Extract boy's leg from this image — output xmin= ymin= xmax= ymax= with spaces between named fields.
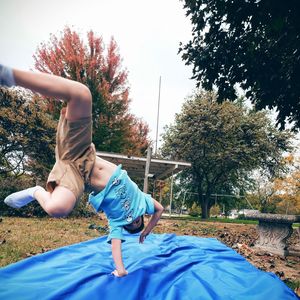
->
xmin=34 ymin=186 xmax=77 ymax=217
xmin=4 ymin=186 xmax=76 ymax=217
xmin=0 ymin=64 xmax=92 ymax=120
xmin=12 ymin=68 xmax=92 ymax=120
xmin=1 ymin=65 xmax=92 ymax=216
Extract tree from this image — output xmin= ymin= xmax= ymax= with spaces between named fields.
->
xmin=245 ymin=172 xmax=278 ymax=213
xmin=0 ymin=87 xmax=57 ymax=216
xmin=245 ymin=154 xmax=300 ymax=214
xmin=0 ymin=87 xmax=56 ymax=179
xmin=270 ymin=155 xmax=300 ymax=214
xmin=179 ymin=0 xmax=300 ymax=129
xmin=33 ymin=26 xmax=150 ymax=155
xmin=161 ymin=90 xmax=293 ymax=218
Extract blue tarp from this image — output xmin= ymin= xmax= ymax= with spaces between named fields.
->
xmin=0 ymin=233 xmax=298 ymax=300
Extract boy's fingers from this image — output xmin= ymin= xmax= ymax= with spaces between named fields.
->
xmin=139 ymin=233 xmax=148 ymax=243
xmin=139 ymin=234 xmax=144 ymax=242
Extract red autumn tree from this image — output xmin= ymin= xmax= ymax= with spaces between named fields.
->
xmin=33 ymin=26 xmax=150 ymax=155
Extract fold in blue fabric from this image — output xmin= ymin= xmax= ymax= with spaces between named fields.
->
xmin=0 ymin=233 xmax=298 ymax=300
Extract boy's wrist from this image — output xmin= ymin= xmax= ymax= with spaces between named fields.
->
xmin=113 ymin=268 xmax=128 ymax=277
xmin=116 ymin=266 xmax=126 ymax=273
xmin=142 ymin=227 xmax=150 ymax=235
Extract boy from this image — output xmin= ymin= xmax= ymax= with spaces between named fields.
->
xmin=1 ymin=64 xmax=164 ymax=277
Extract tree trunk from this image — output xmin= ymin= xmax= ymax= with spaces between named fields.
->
xmin=201 ymin=198 xmax=210 ymax=219
xmin=200 ymin=182 xmax=213 ymax=219
xmin=197 ymin=183 xmax=211 ymax=219
xmin=199 ymin=193 xmax=210 ymax=219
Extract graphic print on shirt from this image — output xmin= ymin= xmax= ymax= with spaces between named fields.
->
xmin=121 ymin=198 xmax=131 ymax=211
xmin=115 ymin=184 xmax=127 ymax=199
xmin=114 ymin=181 xmax=134 ymax=223
xmin=125 ymin=209 xmax=134 ymax=223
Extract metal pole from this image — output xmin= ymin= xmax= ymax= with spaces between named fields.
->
xmin=285 ymin=200 xmax=290 ymax=215
xmin=143 ymin=146 xmax=152 ymax=193
xmin=159 ymin=183 xmax=163 ymax=203
xmin=169 ymin=172 xmax=174 ymax=217
xmin=155 ymin=76 xmax=161 ymax=156
xmin=180 ymin=190 xmax=188 ymax=216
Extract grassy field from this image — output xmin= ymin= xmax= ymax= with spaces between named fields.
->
xmin=0 ymin=215 xmax=299 ymax=294
xmin=0 ymin=216 xmax=255 ymax=266
xmin=0 ymin=216 xmax=106 ymax=266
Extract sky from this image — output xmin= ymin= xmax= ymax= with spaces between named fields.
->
xmin=0 ymin=0 xmax=197 ymax=150
xmin=1 ymin=0 xmax=299 ymax=154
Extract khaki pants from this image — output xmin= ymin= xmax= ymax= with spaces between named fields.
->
xmin=47 ymin=109 xmax=96 ymax=201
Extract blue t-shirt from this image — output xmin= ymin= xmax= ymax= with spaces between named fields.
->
xmin=89 ymin=165 xmax=155 ymax=242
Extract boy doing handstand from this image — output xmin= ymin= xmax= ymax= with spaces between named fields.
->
xmin=0 ymin=64 xmax=164 ymax=277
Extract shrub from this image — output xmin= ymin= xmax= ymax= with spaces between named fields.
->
xmin=189 ymin=202 xmax=202 ymax=217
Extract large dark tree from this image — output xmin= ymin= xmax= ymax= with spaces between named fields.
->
xmin=180 ymin=0 xmax=300 ymax=129
xmin=161 ymin=91 xmax=293 ymax=218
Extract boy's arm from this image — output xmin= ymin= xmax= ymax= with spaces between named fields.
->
xmin=139 ymin=199 xmax=164 ymax=243
xmin=111 ymin=238 xmax=128 ymax=277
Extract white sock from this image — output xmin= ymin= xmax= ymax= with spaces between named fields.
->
xmin=4 ymin=186 xmax=45 ymax=209
xmin=0 ymin=64 xmax=16 ymax=87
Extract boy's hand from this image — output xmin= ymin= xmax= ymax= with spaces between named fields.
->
xmin=139 ymin=231 xmax=149 ymax=243
xmin=111 ymin=269 xmax=128 ymax=277
xmin=139 ymin=199 xmax=164 ymax=244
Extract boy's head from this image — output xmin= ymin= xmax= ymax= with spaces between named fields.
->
xmin=124 ymin=215 xmax=144 ymax=234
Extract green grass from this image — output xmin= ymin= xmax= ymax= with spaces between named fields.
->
xmin=0 ymin=216 xmax=105 ymax=267
xmin=284 ymin=279 xmax=300 ymax=292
